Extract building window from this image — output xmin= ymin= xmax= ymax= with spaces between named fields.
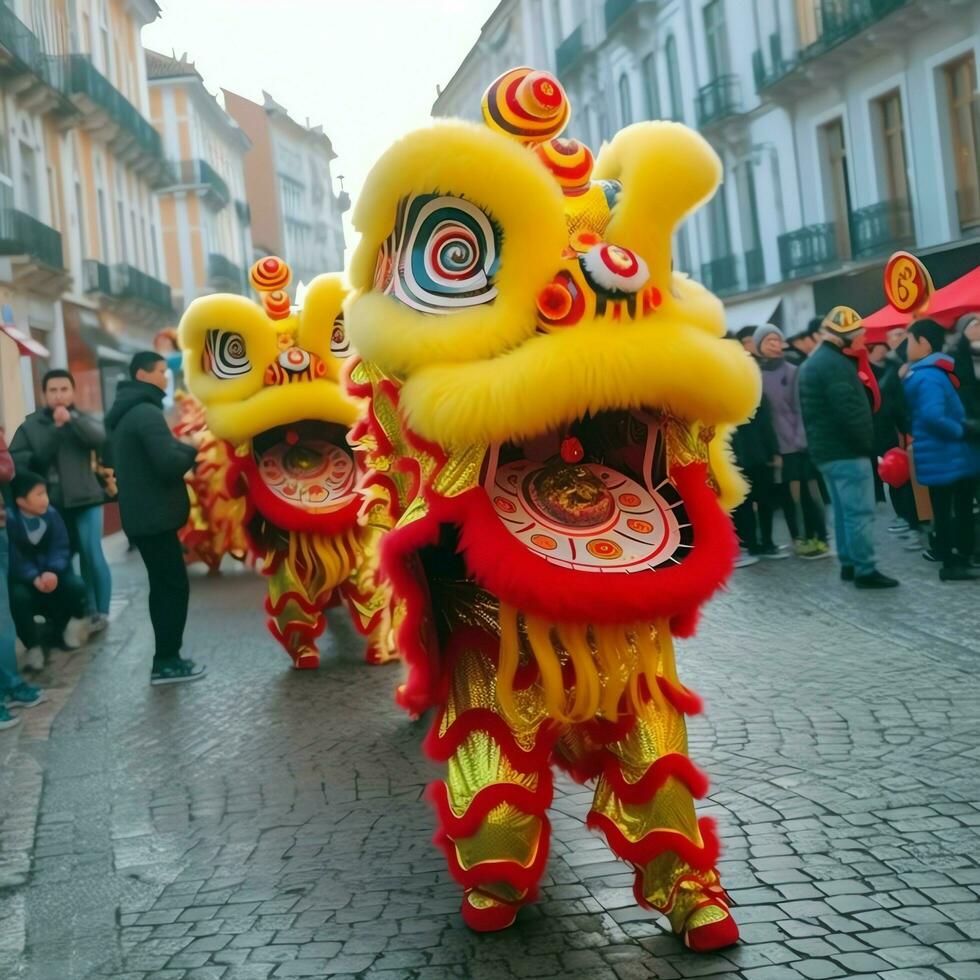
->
xmin=795 ymin=0 xmax=820 ymax=48
xmin=96 ymin=187 xmax=109 ymax=260
xmin=674 ymin=224 xmax=692 ymax=274
xmin=279 ymin=175 xmax=304 ymax=219
xmin=18 ymin=140 xmax=38 ymax=216
xmin=642 ymin=53 xmax=660 ymax=119
xmin=665 ymin=35 xmax=683 ymax=121
xmin=944 ymin=54 xmax=980 ymax=231
xmin=74 ymin=179 xmax=85 ymax=267
xmin=703 ymin=0 xmax=730 ymax=79
xmin=618 ymin=73 xmax=633 ymax=127
xmin=706 ymin=189 xmax=731 ymax=260
xmin=819 ymin=117 xmax=852 ymax=261
xmin=876 ymin=90 xmax=909 ymax=205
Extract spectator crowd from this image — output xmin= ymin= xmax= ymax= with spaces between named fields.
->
xmin=731 ymin=309 xmax=980 ymax=586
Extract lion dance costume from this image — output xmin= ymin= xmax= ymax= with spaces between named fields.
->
xmin=347 ymin=68 xmax=760 ymax=950
xmin=171 ymin=389 xmax=250 ymax=573
xmin=178 ymin=260 xmax=391 ymax=668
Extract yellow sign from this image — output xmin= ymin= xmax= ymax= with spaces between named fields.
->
xmin=884 ymin=251 xmax=934 ymax=316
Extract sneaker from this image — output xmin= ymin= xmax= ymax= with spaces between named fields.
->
xmin=5 ymin=683 xmax=45 ymax=708
xmin=922 ymin=548 xmax=940 ymax=563
xmin=23 ymin=647 xmax=44 ymax=672
xmin=88 ymin=614 xmax=109 ymax=634
xmin=0 ymin=706 xmax=21 ymax=731
xmin=734 ymin=551 xmax=760 ymax=568
xmin=939 ymin=566 xmax=980 ymax=582
xmin=903 ymin=532 xmax=925 ymax=551
xmin=757 ymin=545 xmax=790 ymax=560
xmin=887 ymin=520 xmax=909 ymax=533
xmin=840 ymin=565 xmax=855 ymax=582
xmin=61 ymin=617 xmax=90 ymax=650
xmin=804 ymin=538 xmax=831 ymax=560
xmin=792 ymin=539 xmax=812 ymax=557
xmin=150 ymin=659 xmax=207 ymax=686
xmin=855 ymin=570 xmax=900 ymax=589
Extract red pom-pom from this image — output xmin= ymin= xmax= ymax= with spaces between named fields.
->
xmin=560 ymin=437 xmax=584 ymax=464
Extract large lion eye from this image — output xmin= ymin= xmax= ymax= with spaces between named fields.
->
xmin=330 ymin=313 xmax=351 ymax=358
xmin=374 ymin=194 xmax=501 ymax=314
xmin=202 ymin=330 xmax=251 ymax=379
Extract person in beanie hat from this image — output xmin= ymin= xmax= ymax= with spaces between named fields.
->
xmin=785 ymin=317 xmax=822 ymax=366
xmin=799 ymin=307 xmax=899 ymax=589
xmin=904 ymin=318 xmax=980 ymax=581
xmin=753 ymin=324 xmax=829 ymax=559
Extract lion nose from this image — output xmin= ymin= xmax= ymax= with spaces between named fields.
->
xmin=264 ymin=347 xmax=325 ymax=385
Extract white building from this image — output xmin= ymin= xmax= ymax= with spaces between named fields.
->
xmin=433 ymin=0 xmax=980 ymax=331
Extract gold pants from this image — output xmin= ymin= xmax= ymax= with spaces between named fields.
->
xmin=427 ymin=632 xmax=721 ymax=922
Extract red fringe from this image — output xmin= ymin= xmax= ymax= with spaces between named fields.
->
xmin=426 ymin=775 xmax=554 ymax=839
xmin=588 ymin=813 xmax=720 ymax=872
xmin=424 ymin=707 xmax=560 ymax=774
xmin=600 ymin=752 xmax=709 ymax=805
xmin=657 ymin=677 xmax=704 ymax=715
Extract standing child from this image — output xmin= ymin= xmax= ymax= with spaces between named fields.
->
xmin=903 ymin=319 xmax=980 ymax=582
xmin=6 ymin=471 xmax=89 ymax=667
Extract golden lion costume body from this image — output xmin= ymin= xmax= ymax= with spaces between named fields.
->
xmin=351 ymin=68 xmax=759 ymax=947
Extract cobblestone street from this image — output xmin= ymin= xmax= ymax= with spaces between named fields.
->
xmin=1 ymin=521 xmax=979 ymax=980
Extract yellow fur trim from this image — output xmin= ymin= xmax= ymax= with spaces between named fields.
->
xmin=399 ymin=319 xmax=761 ymax=449
xmin=346 ymin=121 xmax=568 ymax=376
xmin=709 ymin=426 xmax=748 ymax=513
xmin=178 ymin=274 xmax=354 ymax=444
xmin=594 ymin=123 xmax=723 ymax=288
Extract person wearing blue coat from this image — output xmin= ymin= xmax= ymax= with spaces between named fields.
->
xmin=904 ymin=319 xmax=980 ymax=581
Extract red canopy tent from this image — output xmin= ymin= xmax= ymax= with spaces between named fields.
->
xmin=862 ymin=265 xmax=980 ymax=343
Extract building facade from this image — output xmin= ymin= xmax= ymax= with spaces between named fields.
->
xmin=0 ymin=0 xmax=172 ymax=427
xmin=224 ymin=89 xmax=348 ymax=286
xmin=147 ymin=50 xmax=252 ymax=310
xmin=433 ymin=0 xmax=980 ymax=333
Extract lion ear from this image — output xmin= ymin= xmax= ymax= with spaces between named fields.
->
xmin=593 ymin=122 xmax=722 ymax=288
xmin=296 ymin=274 xmax=348 ymax=368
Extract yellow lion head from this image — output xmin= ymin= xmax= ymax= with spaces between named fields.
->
xmin=178 ymin=261 xmax=362 ymax=535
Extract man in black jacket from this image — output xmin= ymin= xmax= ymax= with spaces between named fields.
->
xmin=799 ymin=307 xmax=898 ymax=589
xmin=10 ymin=370 xmax=112 ymax=630
xmin=106 ymin=352 xmax=205 ymax=684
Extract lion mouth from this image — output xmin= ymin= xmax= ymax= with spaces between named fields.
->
xmin=244 ymin=420 xmax=361 ymax=532
xmin=479 ymin=409 xmax=693 ymax=574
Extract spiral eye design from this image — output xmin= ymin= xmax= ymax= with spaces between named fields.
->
xmin=579 ymin=243 xmax=650 ymax=297
xmin=330 ymin=314 xmax=352 ymax=358
xmin=377 ymin=194 xmax=501 ymax=315
xmin=203 ymin=330 xmax=250 ymax=380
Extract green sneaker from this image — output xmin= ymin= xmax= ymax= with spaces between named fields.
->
xmin=800 ymin=538 xmax=831 ymax=560
xmin=5 ymin=683 xmax=45 ymax=708
xmin=150 ymin=659 xmax=207 ymax=686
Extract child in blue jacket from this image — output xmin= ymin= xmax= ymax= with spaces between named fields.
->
xmin=6 ymin=470 xmax=89 ymax=664
xmin=904 ymin=319 xmax=980 ymax=581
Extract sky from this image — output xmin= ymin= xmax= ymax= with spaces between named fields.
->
xmin=143 ymin=0 xmax=498 ymax=247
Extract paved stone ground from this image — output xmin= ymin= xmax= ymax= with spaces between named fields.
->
xmin=1 ymin=517 xmax=979 ymax=980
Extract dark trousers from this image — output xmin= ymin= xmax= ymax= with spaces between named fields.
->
xmin=133 ymin=530 xmax=189 ymax=665
xmin=929 ymin=479 xmax=977 ymax=570
xmin=733 ymin=464 xmax=776 ymax=552
xmin=9 ymin=572 xmax=87 ymax=649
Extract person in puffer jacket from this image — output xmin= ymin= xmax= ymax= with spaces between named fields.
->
xmin=904 ymin=319 xmax=980 ymax=582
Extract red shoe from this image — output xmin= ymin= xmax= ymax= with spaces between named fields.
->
xmin=684 ymin=903 xmax=739 ymax=951
xmin=664 ymin=876 xmax=739 ymax=952
xmin=292 ymin=648 xmax=320 ymax=670
xmin=460 ymin=889 xmax=519 ymax=932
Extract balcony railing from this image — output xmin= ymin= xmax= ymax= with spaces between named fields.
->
xmin=111 ymin=264 xmax=172 ymax=312
xmin=744 ymin=247 xmax=766 ymax=288
xmin=850 ymin=200 xmax=913 ymax=259
xmin=810 ymin=0 xmax=908 ymax=54
xmin=753 ymin=33 xmax=797 ymax=92
xmin=696 ymin=75 xmax=741 ymax=127
xmin=555 ymin=25 xmax=587 ymax=78
xmin=0 ymin=207 xmax=64 ymax=269
xmin=700 ymin=254 xmax=739 ymax=295
xmin=778 ymin=223 xmax=839 ymax=278
xmin=83 ymin=259 xmax=173 ymax=311
xmin=173 ymin=159 xmax=230 ymax=209
xmin=207 ymin=252 xmax=245 ymax=293
xmin=82 ymin=258 xmax=112 ymax=294
xmin=57 ymin=54 xmax=163 ymax=161
xmin=956 ymin=186 xmax=980 ymax=232
xmin=234 ymin=199 xmax=251 ymax=225
xmin=0 ymin=1 xmax=42 ymax=73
